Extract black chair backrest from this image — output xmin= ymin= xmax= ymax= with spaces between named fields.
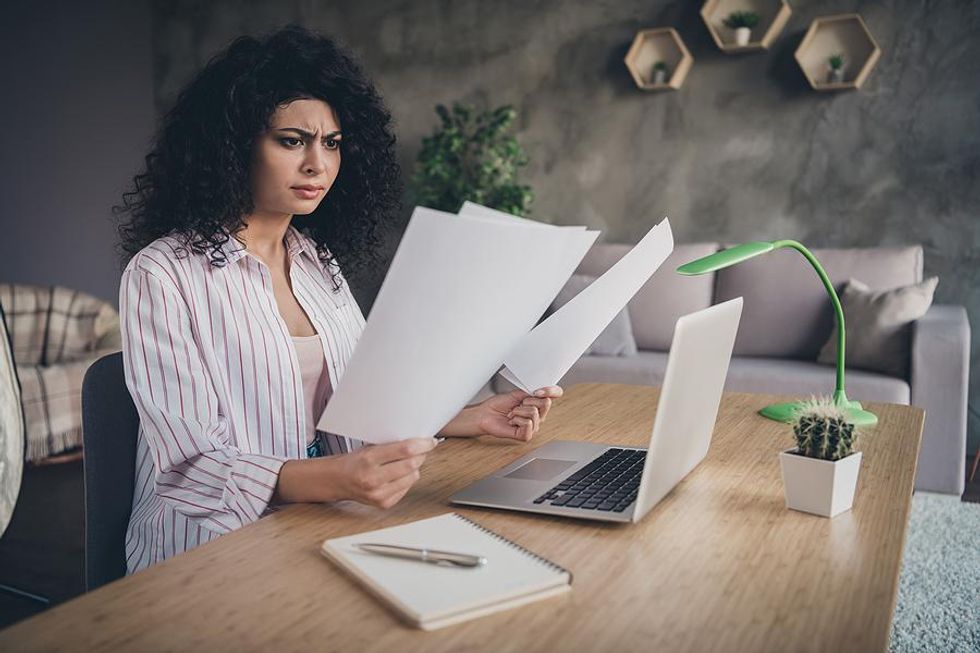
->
xmin=81 ymin=352 xmax=138 ymax=591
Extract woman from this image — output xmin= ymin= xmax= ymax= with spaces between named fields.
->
xmin=116 ymin=25 xmax=561 ymax=573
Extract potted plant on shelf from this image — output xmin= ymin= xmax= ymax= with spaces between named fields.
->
xmin=651 ymin=61 xmax=669 ymax=85
xmin=723 ymin=10 xmax=760 ymax=47
xmin=826 ymin=53 xmax=846 ymax=83
xmin=779 ymin=398 xmax=863 ymax=518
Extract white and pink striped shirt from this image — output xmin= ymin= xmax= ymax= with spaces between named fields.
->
xmin=120 ymin=225 xmax=366 ymax=573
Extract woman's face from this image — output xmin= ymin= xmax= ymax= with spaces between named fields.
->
xmin=250 ymin=98 xmax=343 ymax=218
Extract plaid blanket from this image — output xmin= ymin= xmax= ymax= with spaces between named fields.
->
xmin=0 ymin=284 xmax=121 ymax=461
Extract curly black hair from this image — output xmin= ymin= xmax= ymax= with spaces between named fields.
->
xmin=116 ymin=24 xmax=400 ymax=290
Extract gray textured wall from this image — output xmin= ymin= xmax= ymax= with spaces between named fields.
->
xmin=0 ymin=0 xmax=155 ymax=305
xmin=152 ymin=0 xmax=979 ymax=452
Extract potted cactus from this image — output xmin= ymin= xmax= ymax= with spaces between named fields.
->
xmin=826 ymin=53 xmax=846 ymax=83
xmin=778 ymin=398 xmax=862 ymax=517
xmin=651 ymin=61 xmax=669 ymax=85
xmin=723 ymin=10 xmax=760 ymax=46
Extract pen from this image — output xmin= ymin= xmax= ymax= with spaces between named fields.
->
xmin=356 ymin=543 xmax=487 ymax=568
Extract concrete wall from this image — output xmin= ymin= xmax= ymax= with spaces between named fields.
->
xmin=0 ymin=0 xmax=155 ymax=305
xmin=152 ymin=0 xmax=979 ymax=452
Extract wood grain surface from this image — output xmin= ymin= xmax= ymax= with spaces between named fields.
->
xmin=0 ymin=384 xmax=923 ymax=652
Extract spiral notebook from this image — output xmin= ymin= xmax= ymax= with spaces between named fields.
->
xmin=320 ymin=513 xmax=572 ymax=630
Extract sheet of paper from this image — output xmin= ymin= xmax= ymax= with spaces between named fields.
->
xmin=458 ymin=201 xmax=588 ymax=230
xmin=317 ymin=206 xmax=598 ymax=444
xmin=501 ymin=218 xmax=674 ymax=392
xmin=457 ymin=202 xmax=599 ymax=311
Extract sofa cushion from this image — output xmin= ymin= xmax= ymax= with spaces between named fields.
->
xmin=725 ymin=356 xmax=910 ymax=404
xmin=577 ymin=243 xmax=719 ymax=351
xmin=714 ymin=246 xmax=923 ymax=359
xmin=494 ymin=353 xmax=909 ymax=406
xmin=551 ymin=274 xmax=637 ymax=356
xmin=817 ymin=276 xmax=938 ymax=378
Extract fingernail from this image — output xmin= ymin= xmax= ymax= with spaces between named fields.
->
xmin=534 ymin=389 xmax=546 ymax=396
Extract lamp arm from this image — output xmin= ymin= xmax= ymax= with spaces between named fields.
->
xmin=771 ymin=240 xmax=847 ymax=405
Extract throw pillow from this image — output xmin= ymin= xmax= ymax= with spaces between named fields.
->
xmin=551 ymin=274 xmax=638 ymax=357
xmin=817 ymin=276 xmax=938 ymax=378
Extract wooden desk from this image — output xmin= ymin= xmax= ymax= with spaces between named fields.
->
xmin=0 ymin=384 xmax=923 ymax=652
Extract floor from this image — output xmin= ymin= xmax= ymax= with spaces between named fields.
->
xmin=0 ymin=457 xmax=85 ymax=629
xmin=0 ymin=453 xmax=977 ymax=631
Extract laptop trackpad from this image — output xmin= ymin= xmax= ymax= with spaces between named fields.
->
xmin=503 ymin=458 xmax=576 ymax=481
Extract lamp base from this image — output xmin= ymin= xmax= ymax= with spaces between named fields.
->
xmin=759 ymin=400 xmax=878 ymax=426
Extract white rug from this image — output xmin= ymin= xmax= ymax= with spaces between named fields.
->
xmin=889 ymin=492 xmax=980 ymax=652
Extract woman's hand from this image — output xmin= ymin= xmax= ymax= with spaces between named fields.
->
xmin=275 ymin=437 xmax=437 ymax=508
xmin=440 ymin=386 xmax=563 ymax=442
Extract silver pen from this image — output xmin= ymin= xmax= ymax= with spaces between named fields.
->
xmin=356 ymin=543 xmax=487 ymax=568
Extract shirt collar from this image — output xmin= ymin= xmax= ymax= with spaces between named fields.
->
xmin=215 ymin=225 xmax=320 ymax=269
xmin=284 ymin=225 xmax=321 ymax=264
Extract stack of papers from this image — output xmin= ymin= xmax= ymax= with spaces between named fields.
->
xmin=318 ymin=202 xmax=673 ymax=443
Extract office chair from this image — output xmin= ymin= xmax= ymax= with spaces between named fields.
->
xmin=81 ymin=352 xmax=138 ymax=591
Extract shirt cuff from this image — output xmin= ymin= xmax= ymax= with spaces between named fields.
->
xmin=232 ymin=454 xmax=288 ymax=519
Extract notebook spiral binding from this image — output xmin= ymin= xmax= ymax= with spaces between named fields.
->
xmin=452 ymin=513 xmax=574 ymax=583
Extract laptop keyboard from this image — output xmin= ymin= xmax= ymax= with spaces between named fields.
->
xmin=532 ymin=448 xmax=646 ymax=512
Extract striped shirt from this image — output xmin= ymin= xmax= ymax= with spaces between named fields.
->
xmin=120 ymin=225 xmax=366 ymax=573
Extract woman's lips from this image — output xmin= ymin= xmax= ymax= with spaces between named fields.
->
xmin=291 ymin=186 xmax=323 ymax=200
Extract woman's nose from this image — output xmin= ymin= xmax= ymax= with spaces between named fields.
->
xmin=303 ymin=147 xmax=327 ymax=176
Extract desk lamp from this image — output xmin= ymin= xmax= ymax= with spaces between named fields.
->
xmin=676 ymin=240 xmax=878 ymax=426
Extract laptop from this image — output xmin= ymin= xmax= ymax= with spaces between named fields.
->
xmin=450 ymin=297 xmax=743 ymax=523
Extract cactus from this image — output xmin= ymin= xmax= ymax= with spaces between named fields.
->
xmin=791 ymin=398 xmax=858 ymax=461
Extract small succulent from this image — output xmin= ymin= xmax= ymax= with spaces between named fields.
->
xmin=723 ymin=10 xmax=760 ymax=29
xmin=790 ymin=398 xmax=858 ymax=461
xmin=653 ymin=61 xmax=668 ymax=71
xmin=828 ymin=53 xmax=845 ymax=70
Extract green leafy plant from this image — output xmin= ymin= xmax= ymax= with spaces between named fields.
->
xmin=723 ymin=10 xmax=760 ymax=29
xmin=828 ymin=53 xmax=845 ymax=70
xmin=790 ymin=398 xmax=859 ymax=461
xmin=411 ymin=102 xmax=534 ymax=216
xmin=653 ymin=61 xmax=668 ymax=71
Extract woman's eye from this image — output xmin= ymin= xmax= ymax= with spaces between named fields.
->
xmin=324 ymin=139 xmax=341 ymax=150
xmin=280 ymin=137 xmax=303 ymax=148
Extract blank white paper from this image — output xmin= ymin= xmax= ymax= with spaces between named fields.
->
xmin=317 ymin=206 xmax=598 ymax=444
xmin=500 ymin=218 xmax=674 ymax=392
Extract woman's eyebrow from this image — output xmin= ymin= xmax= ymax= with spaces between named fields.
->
xmin=275 ymin=127 xmax=343 ymax=139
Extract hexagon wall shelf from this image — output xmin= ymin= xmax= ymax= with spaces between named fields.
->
xmin=794 ymin=14 xmax=882 ymax=91
xmin=624 ymin=28 xmax=693 ymax=91
xmin=701 ymin=0 xmax=791 ymax=53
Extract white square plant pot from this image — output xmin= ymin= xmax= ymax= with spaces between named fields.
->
xmin=778 ymin=449 xmax=862 ymax=518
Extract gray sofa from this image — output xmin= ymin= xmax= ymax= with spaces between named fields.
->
xmin=494 ymin=242 xmax=971 ymax=495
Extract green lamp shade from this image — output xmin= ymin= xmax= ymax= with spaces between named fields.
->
xmin=676 ymin=242 xmax=774 ymax=275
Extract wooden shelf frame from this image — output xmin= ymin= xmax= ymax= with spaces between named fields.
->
xmin=794 ymin=13 xmax=882 ymax=91
xmin=624 ymin=28 xmax=694 ymax=92
xmin=700 ymin=0 xmax=791 ymax=53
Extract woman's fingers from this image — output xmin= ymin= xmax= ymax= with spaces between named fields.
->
xmin=369 ymin=467 xmax=421 ymax=509
xmin=520 ymin=386 xmax=561 ymax=421
xmin=509 ymin=405 xmax=540 ymax=432
xmin=532 ymin=385 xmax=563 ymax=398
xmin=508 ymin=415 xmax=535 ymax=441
xmin=377 ymin=453 xmax=427 ymax=485
xmin=367 ymin=437 xmax=437 ymax=465
xmin=515 ymin=397 xmax=553 ymax=420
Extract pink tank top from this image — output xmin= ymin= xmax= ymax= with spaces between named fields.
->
xmin=291 ymin=334 xmax=331 ymax=445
